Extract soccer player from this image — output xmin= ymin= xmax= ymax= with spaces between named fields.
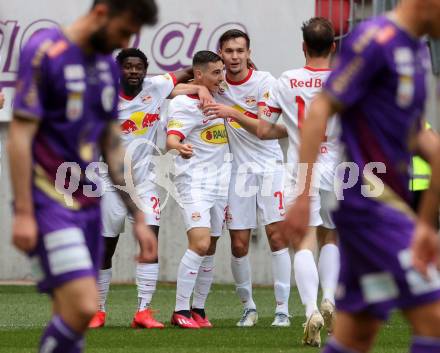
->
xmin=257 ymin=18 xmax=340 ymax=346
xmin=166 ymin=50 xmax=228 ymax=329
xmin=202 ymin=29 xmax=290 ymax=327
xmin=286 ymin=1 xmax=440 ymax=353
xmin=8 ymin=1 xmax=158 ymax=352
xmin=89 ymin=48 xmax=214 ymax=329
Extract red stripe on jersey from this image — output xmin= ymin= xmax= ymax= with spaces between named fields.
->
xmin=187 ymin=94 xmax=199 ymax=100
xmin=167 ymin=130 xmax=185 ymax=140
xmin=304 ymin=66 xmax=331 ymax=72
xmin=257 ymin=102 xmax=266 ymax=107
xmin=168 ymin=72 xmax=178 ymax=86
xmin=226 ymin=69 xmax=253 ymax=85
xmin=243 ymin=110 xmax=257 ymax=119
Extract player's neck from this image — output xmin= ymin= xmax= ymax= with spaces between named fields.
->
xmin=64 ymin=16 xmax=96 ymax=53
xmin=392 ymin=5 xmax=426 ymax=38
xmin=304 ymin=57 xmax=331 ymax=70
xmin=226 ymin=68 xmax=250 ymax=84
xmin=121 ymin=83 xmax=142 ymax=99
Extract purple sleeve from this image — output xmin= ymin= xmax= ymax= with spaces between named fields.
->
xmin=13 ymin=34 xmax=52 ymax=121
xmin=325 ymin=21 xmax=387 ymax=108
xmin=108 ymin=59 xmax=120 ymax=121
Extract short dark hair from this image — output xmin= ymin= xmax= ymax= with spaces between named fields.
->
xmin=219 ymin=29 xmax=250 ymax=49
xmin=301 ymin=17 xmax=335 ymax=57
xmin=193 ymin=50 xmax=223 ymax=68
xmin=92 ymin=0 xmax=158 ymax=25
xmin=116 ymin=48 xmax=149 ymax=68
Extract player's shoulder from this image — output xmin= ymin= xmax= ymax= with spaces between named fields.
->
xmin=252 ymin=70 xmax=275 ymax=81
xmin=346 ymin=16 xmax=400 ymax=54
xmin=20 ymin=27 xmax=64 ymax=63
xmin=169 ymin=94 xmax=197 ymax=110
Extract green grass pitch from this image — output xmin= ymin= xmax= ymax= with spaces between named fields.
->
xmin=0 ymin=284 xmax=410 ymax=353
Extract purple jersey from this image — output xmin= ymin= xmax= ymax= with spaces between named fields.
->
xmin=324 ymin=16 xmax=440 ymax=320
xmin=325 ymin=16 xmax=427 ymax=219
xmin=14 ymin=27 xmax=119 ymax=210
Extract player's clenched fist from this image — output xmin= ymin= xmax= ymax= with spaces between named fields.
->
xmin=177 ymin=143 xmax=193 ymax=159
xmin=12 ymin=213 xmax=38 ymax=252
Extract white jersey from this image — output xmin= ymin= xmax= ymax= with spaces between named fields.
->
xmin=263 ymin=66 xmax=341 ymax=190
xmin=215 ymin=69 xmax=283 ymax=172
xmin=102 ymin=73 xmax=176 ymax=191
xmin=167 ymin=94 xmax=230 ymax=203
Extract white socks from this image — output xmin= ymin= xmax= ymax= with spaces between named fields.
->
xmin=175 ymin=249 xmax=204 ymax=312
xmin=318 ymin=244 xmax=340 ymax=305
xmin=97 ymin=268 xmax=112 ymax=312
xmin=192 ymin=255 xmax=215 ymax=309
xmin=136 ymin=263 xmax=159 ymax=311
xmin=271 ymin=248 xmax=291 ymax=315
xmin=294 ymin=249 xmax=319 ymax=318
xmin=231 ymin=255 xmax=256 ymax=310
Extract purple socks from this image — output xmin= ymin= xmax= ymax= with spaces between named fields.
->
xmin=39 ymin=316 xmax=84 ymax=353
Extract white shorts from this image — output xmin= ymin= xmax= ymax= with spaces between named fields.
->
xmin=101 ymin=185 xmax=161 ymax=237
xmin=319 ymin=189 xmax=336 ymax=230
xmin=227 ymin=171 xmax=285 ymax=230
xmin=284 ymin=185 xmax=336 ymax=229
xmin=180 ymin=199 xmax=227 ymax=236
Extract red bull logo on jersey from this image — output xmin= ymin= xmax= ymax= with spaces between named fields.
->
xmin=290 ymin=78 xmax=323 ymax=88
xmin=120 ymin=111 xmax=159 ymax=136
xmin=200 ymin=123 xmax=228 ymax=144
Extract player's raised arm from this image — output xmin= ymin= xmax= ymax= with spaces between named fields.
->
xmin=100 ymin=121 xmax=157 ymax=263
xmin=169 ymin=84 xmax=214 ymax=106
xmin=8 ymin=116 xmax=39 ymax=252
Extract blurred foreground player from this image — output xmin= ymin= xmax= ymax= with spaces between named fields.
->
xmin=8 ymin=1 xmax=158 ymax=352
xmin=286 ymin=1 xmax=440 ymax=353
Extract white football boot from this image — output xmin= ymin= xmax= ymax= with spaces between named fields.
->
xmin=302 ymin=310 xmax=324 ymax=347
xmin=236 ymin=308 xmax=258 ymax=327
xmin=271 ymin=313 xmax=291 ymax=327
xmin=320 ymin=299 xmax=335 ymax=334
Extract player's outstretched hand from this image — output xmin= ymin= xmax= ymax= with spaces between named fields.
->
xmin=198 ymin=86 xmax=215 ymax=108
xmin=12 ymin=213 xmax=38 ymax=252
xmin=282 ymin=195 xmax=310 ymax=248
xmin=202 ymin=103 xmax=234 ymax=120
xmin=412 ymin=220 xmax=440 ymax=277
xmin=133 ymin=212 xmax=158 ymax=263
xmin=178 ymin=143 xmax=193 ymax=159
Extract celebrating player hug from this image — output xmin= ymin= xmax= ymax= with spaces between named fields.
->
xmin=4 ymin=1 xmax=440 ymax=353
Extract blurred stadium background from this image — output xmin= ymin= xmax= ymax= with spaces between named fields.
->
xmin=0 ymin=0 xmax=439 ymax=286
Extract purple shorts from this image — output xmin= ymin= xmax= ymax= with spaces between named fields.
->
xmin=30 ymin=204 xmax=103 ymax=294
xmin=334 ymin=205 xmax=440 ymax=321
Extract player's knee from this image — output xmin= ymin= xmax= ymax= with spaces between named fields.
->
xmin=268 ymin=232 xmax=288 ymax=251
xmin=411 ymin=308 xmax=440 ymax=337
xmin=74 ymin=298 xmax=98 ymax=324
xmin=191 ymin=240 xmax=211 ymax=256
xmin=231 ymin=241 xmax=248 ymax=257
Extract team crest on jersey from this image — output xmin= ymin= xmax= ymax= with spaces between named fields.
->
xmin=142 ymin=95 xmax=153 ymax=104
xmin=200 ymin=124 xmax=228 ymax=144
xmin=66 ymin=92 xmax=83 ymax=121
xmin=245 ymin=96 xmax=257 ymax=107
xmin=191 ymin=212 xmax=201 ymax=221
xmin=218 ymin=81 xmax=228 ymax=95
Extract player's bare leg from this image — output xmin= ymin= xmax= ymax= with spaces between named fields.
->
xmin=230 ymin=229 xmax=258 ymax=327
xmin=322 ymin=311 xmax=381 ymax=353
xmin=172 ymin=227 xmax=211 ymax=329
xmin=191 ymin=236 xmax=219 ymax=328
xmin=39 ymin=277 xmax=99 ymax=352
xmin=132 ymin=225 xmax=163 ymax=329
xmin=293 ymin=226 xmax=324 ymax=346
xmin=317 ymin=227 xmax=339 ymax=333
xmin=403 ymin=300 xmax=440 ymax=352
xmin=266 ymin=221 xmax=291 ymax=327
